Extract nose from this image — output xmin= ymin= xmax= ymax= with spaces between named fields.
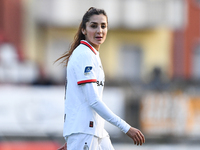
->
xmin=97 ymin=26 xmax=102 ymax=33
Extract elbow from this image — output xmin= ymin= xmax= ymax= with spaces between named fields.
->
xmin=89 ymin=100 xmax=99 ymax=108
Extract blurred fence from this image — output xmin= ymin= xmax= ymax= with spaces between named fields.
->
xmin=0 ymin=85 xmax=64 ymax=137
xmin=0 ymin=85 xmax=200 ymax=141
xmin=140 ymin=92 xmax=200 ymax=138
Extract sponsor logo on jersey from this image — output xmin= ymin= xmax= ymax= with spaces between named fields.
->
xmin=84 ymin=66 xmax=92 ymax=75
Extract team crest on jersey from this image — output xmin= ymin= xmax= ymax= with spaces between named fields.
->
xmin=84 ymin=66 xmax=92 ymax=75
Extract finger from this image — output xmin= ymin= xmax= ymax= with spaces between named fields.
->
xmin=133 ymin=137 xmax=137 ymax=145
xmin=138 ymin=132 xmax=144 ymax=145
xmin=135 ymin=134 xmax=140 ymax=145
xmin=136 ymin=130 xmax=143 ymax=145
xmin=58 ymin=145 xmax=64 ymax=150
xmin=135 ymin=132 xmax=142 ymax=145
xmin=139 ymin=131 xmax=145 ymax=144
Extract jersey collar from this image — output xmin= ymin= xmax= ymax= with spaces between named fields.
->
xmin=80 ymin=40 xmax=98 ymax=55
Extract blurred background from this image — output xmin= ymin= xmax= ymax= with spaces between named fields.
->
xmin=0 ymin=0 xmax=200 ymax=149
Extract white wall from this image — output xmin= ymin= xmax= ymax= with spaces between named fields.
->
xmin=33 ymin=0 xmax=186 ymax=29
xmin=0 ymin=86 xmax=126 ymax=137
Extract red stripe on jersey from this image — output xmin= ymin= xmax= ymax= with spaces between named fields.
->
xmin=77 ymin=79 xmax=97 ymax=85
xmin=80 ymin=41 xmax=97 ymax=55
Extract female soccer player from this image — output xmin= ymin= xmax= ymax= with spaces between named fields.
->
xmin=57 ymin=7 xmax=145 ymax=150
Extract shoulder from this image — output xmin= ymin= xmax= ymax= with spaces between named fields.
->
xmin=69 ymin=44 xmax=96 ymax=65
xmin=74 ymin=44 xmax=96 ymax=60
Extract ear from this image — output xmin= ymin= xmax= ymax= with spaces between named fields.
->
xmin=82 ymin=28 xmax=86 ymax=35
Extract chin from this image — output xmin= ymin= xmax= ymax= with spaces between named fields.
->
xmin=93 ymin=41 xmax=101 ymax=45
xmin=97 ymin=40 xmax=104 ymax=44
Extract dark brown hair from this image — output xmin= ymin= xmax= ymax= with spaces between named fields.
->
xmin=55 ymin=7 xmax=108 ymax=66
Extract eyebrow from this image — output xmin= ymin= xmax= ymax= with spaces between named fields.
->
xmin=90 ymin=22 xmax=107 ymax=24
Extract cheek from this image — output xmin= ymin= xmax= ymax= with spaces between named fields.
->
xmin=103 ymin=30 xmax=107 ymax=36
xmin=87 ymin=30 xmax=95 ymax=37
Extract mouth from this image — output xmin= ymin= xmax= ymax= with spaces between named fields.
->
xmin=95 ymin=36 xmax=103 ymax=40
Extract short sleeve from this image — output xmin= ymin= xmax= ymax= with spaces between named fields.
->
xmin=73 ymin=53 xmax=97 ymax=85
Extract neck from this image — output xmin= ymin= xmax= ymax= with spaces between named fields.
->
xmin=84 ymin=40 xmax=100 ymax=51
xmin=94 ymin=45 xmax=100 ymax=51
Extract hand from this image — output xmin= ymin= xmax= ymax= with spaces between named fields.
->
xmin=57 ymin=143 xmax=67 ymax=150
xmin=126 ymin=127 xmax=145 ymax=146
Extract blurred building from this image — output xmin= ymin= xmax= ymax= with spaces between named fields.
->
xmin=21 ymin=0 xmax=185 ymax=84
xmin=0 ymin=0 xmax=191 ymax=85
xmin=0 ymin=0 xmax=23 ymax=60
xmin=173 ymin=0 xmax=200 ymax=82
xmin=0 ymin=0 xmax=39 ymax=84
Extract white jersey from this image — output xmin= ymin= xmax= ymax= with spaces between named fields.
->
xmin=63 ymin=40 xmax=107 ymax=138
xmin=63 ymin=40 xmax=130 ymax=138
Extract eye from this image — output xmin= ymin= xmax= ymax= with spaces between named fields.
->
xmin=91 ymin=24 xmax=97 ymax=28
xmin=101 ymin=25 xmax=107 ymax=29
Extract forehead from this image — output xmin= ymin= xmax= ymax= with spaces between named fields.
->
xmin=88 ymin=14 xmax=107 ymax=23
